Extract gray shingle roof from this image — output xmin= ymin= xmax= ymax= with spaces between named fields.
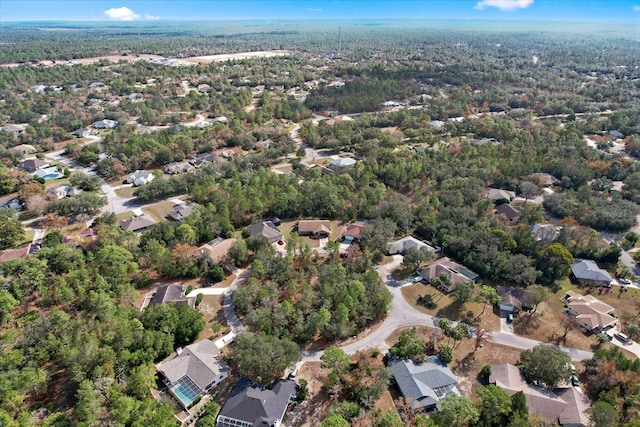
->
xmin=150 ymin=284 xmax=196 ymax=308
xmin=218 ymin=379 xmax=296 ymax=426
xmin=247 ymin=221 xmax=282 ymax=243
xmin=157 ymin=339 xmax=227 ymax=391
xmin=570 ymin=259 xmax=612 ymax=283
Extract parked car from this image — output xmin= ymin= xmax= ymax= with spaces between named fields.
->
xmin=618 ymin=278 xmax=632 ymax=285
xmin=507 ymin=314 xmax=514 ymax=323
xmin=571 ymin=375 xmax=580 ymax=386
xmin=614 ymin=332 xmax=630 ymax=344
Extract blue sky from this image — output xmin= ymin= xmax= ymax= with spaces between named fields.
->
xmin=1 ymin=0 xmax=639 ymax=22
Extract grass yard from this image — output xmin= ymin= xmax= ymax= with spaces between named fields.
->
xmin=142 ymin=200 xmax=175 ymax=223
xmin=114 ymin=186 xmax=136 ymax=198
xmin=116 ymin=211 xmax=135 ymax=222
xmin=272 ymin=163 xmax=293 ymax=174
xmin=400 ymin=283 xmax=500 ymax=332
xmin=20 ymin=229 xmax=36 ymax=246
xmin=197 ymin=294 xmax=229 ymax=342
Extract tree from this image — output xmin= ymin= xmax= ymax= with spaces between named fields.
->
xmin=228 ymin=238 xmax=249 ymax=266
xmin=476 ymin=385 xmax=513 ymax=427
xmin=527 ymin=284 xmax=549 ymax=315
xmin=0 ymin=217 xmax=25 ymax=249
xmin=477 ymin=285 xmax=500 ymax=316
xmin=519 ymin=344 xmax=572 ymax=388
xmin=586 ymin=401 xmax=619 ymax=427
xmin=451 ymin=281 xmax=474 ymax=306
xmin=403 ymin=247 xmax=431 ymax=270
xmin=321 ymin=347 xmax=351 ymax=373
xmin=226 ymin=332 xmax=300 ymax=384
xmin=439 ymin=345 xmax=453 ymax=364
xmin=436 ymin=394 xmax=479 ymax=427
xmin=389 ymin=327 xmax=427 ymax=361
xmin=320 ymin=414 xmax=350 ymax=427
xmin=560 ymin=312 xmax=576 ymax=340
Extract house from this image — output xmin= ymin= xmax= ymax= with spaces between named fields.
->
xmin=211 ymin=116 xmax=228 ymax=124
xmin=163 ymin=162 xmax=193 ymax=175
xmin=119 ymin=215 xmax=156 ymax=232
xmin=495 ymin=203 xmax=522 ymax=221
xmin=72 ymin=128 xmax=94 ymax=138
xmin=92 ymin=119 xmax=118 ymax=129
xmin=126 ymin=170 xmax=155 ymax=187
xmin=247 ymin=221 xmax=282 ymax=243
xmin=388 ymin=236 xmax=437 ymax=255
xmin=608 ymin=130 xmax=624 ymax=139
xmin=530 ymin=223 xmax=560 ymax=243
xmin=570 ymin=259 xmax=612 ymax=287
xmin=156 ymin=339 xmax=229 ymax=408
xmin=52 ymin=185 xmax=82 ymax=199
xmin=18 ymin=158 xmax=48 ymax=172
xmin=297 ymin=220 xmax=331 ymax=238
xmin=490 ymin=363 xmax=590 ymax=427
xmin=167 ymin=203 xmax=195 ymax=222
xmin=341 ymin=221 xmax=367 ymax=241
xmin=428 ymin=120 xmax=445 ymax=128
xmin=497 ymin=286 xmax=533 ymax=313
xmin=0 ymin=245 xmax=30 ymax=264
xmin=417 ymin=257 xmax=479 ymax=293
xmin=487 ymin=188 xmax=516 ymax=203
xmin=191 ymin=153 xmax=222 ymax=168
xmin=388 ymin=356 xmax=461 ymax=412
xmin=563 ymin=291 xmax=617 ymax=332
xmin=12 ymin=144 xmax=36 ymax=154
xmin=199 ymin=237 xmax=237 ymax=264
xmin=329 ymin=157 xmax=357 ymax=169
xmin=216 ymin=378 xmax=296 ymax=427
xmin=529 ymin=173 xmax=560 ymax=187
xmin=1 ymin=124 xmax=25 ymax=135
xmin=150 ymin=283 xmax=196 ymax=308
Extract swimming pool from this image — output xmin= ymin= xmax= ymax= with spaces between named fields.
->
xmin=41 ymin=173 xmax=64 ymax=180
xmin=170 ymin=375 xmax=202 ymax=407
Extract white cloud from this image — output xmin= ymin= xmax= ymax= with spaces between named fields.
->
xmin=104 ymin=6 xmax=139 ymax=21
xmin=475 ymin=0 xmax=534 ymax=11
xmin=145 ymin=14 xmax=160 ymax=20
xmin=633 ymin=5 xmax=640 ymax=11
xmin=307 ymin=8 xmax=323 ymax=12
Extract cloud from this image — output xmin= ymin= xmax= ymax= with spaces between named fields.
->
xmin=145 ymin=14 xmax=160 ymax=20
xmin=104 ymin=6 xmax=139 ymax=21
xmin=307 ymin=8 xmax=323 ymax=12
xmin=633 ymin=5 xmax=640 ymax=11
xmin=475 ymin=0 xmax=534 ymax=11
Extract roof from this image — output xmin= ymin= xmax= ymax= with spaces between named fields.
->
xmin=570 ymin=259 xmax=612 ymax=283
xmin=119 ymin=215 xmax=156 ymax=232
xmin=565 ymin=291 xmax=616 ymax=330
xmin=490 ymin=363 xmax=589 ymax=426
xmin=388 ymin=236 xmax=436 ymax=255
xmin=18 ymin=158 xmax=48 ymax=171
xmin=247 ymin=221 xmax=282 ymax=242
xmin=529 ymin=173 xmax=560 ymax=187
xmin=329 ymin=157 xmax=356 ymax=168
xmin=298 ymin=219 xmax=331 ymax=235
xmin=218 ymin=379 xmax=296 ymax=426
xmin=341 ymin=221 xmax=367 ymax=240
xmin=157 ymin=339 xmax=228 ymax=398
xmin=417 ymin=257 xmax=479 ymax=291
xmin=487 ymin=188 xmax=516 ymax=202
xmin=12 ymin=144 xmax=36 ymax=153
xmin=167 ymin=203 xmax=195 ymax=222
xmin=389 ymin=356 xmax=460 ymax=410
xmin=530 ymin=223 xmax=560 ymax=242
xmin=0 ymin=245 xmax=30 ymax=264
xmin=497 ymin=286 xmax=533 ymax=309
xmin=495 ymin=203 xmax=522 ymax=221
xmin=199 ymin=237 xmax=237 ymax=264
xmin=150 ymin=283 xmax=196 ymax=308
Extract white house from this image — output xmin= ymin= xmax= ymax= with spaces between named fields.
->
xmin=126 ymin=170 xmax=155 ymax=187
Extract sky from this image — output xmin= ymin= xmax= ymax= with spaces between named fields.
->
xmin=1 ymin=0 xmax=639 ymax=22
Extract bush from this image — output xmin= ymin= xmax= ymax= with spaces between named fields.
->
xmin=418 ymin=294 xmax=437 ymax=309
xmin=297 ymin=379 xmax=308 ymax=401
xmin=439 ymin=346 xmax=454 ymax=364
xmin=480 ymin=364 xmax=492 ymax=380
xmin=207 ymin=265 xmax=226 ymax=282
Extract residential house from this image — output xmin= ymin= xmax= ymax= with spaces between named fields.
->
xmin=211 ymin=116 xmax=228 ymax=124
xmin=570 ymin=259 xmax=612 ymax=287
xmin=608 ymin=130 xmax=624 ymax=139
xmin=495 ymin=203 xmax=522 ymax=222
xmin=126 ymin=170 xmax=155 ymax=187
xmin=150 ymin=283 xmax=196 ymax=308
xmin=417 ymin=257 xmax=479 ymax=293
xmin=341 ymin=221 xmax=367 ymax=241
xmin=199 ymin=237 xmax=237 ymax=264
xmin=487 ymin=188 xmax=516 ymax=203
xmin=530 ymin=223 xmax=561 ymax=243
xmin=12 ymin=144 xmax=36 ymax=154
xmin=18 ymin=158 xmax=48 ymax=172
xmin=92 ymin=119 xmax=118 ymax=129
xmin=163 ymin=162 xmax=193 ymax=175
xmin=72 ymin=127 xmax=94 ymax=138
xmin=1 ymin=124 xmax=25 ymax=135
xmin=388 ymin=236 xmax=437 ymax=255
xmin=529 ymin=173 xmax=560 ymax=187
xmin=167 ymin=203 xmax=195 ymax=222
xmin=297 ymin=220 xmax=331 ymax=238
xmin=119 ymin=215 xmax=156 ymax=233
xmin=490 ymin=363 xmax=590 ymax=427
xmin=190 ymin=153 xmax=222 ymax=168
xmin=329 ymin=157 xmax=357 ymax=169
xmin=0 ymin=245 xmax=30 ymax=264
xmin=388 ymin=356 xmax=461 ymax=412
xmin=497 ymin=286 xmax=533 ymax=313
xmin=247 ymin=221 xmax=282 ymax=243
xmin=563 ymin=291 xmax=617 ymax=332
xmin=156 ymin=339 xmax=229 ymax=408
xmin=52 ymin=185 xmax=82 ymax=199
xmin=216 ymin=379 xmax=297 ymax=427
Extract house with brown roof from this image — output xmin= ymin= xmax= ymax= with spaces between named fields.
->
xmin=495 ymin=203 xmax=522 ymax=222
xmin=18 ymin=158 xmax=48 ymax=172
xmin=341 ymin=221 xmax=367 ymax=241
xmin=199 ymin=237 xmax=237 ymax=264
xmin=0 ymin=245 xmax=30 ymax=264
xmin=563 ymin=291 xmax=617 ymax=332
xmin=417 ymin=257 xmax=479 ymax=293
xmin=12 ymin=144 xmax=36 ymax=154
xmin=490 ymin=363 xmax=589 ymax=427
xmin=119 ymin=215 xmax=156 ymax=232
xmin=297 ymin=219 xmax=331 ymax=238
xmin=150 ymin=283 xmax=196 ymax=308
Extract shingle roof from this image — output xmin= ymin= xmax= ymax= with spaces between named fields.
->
xmin=119 ymin=215 xmax=156 ymax=232
xmin=247 ymin=221 xmax=282 ymax=242
xmin=199 ymin=238 xmax=237 ymax=264
xmin=150 ymin=283 xmax=196 ymax=308
xmin=388 ymin=236 xmax=436 ymax=255
xmin=487 ymin=188 xmax=516 ymax=202
xmin=157 ymin=339 xmax=227 ymax=391
xmin=570 ymin=259 xmax=612 ymax=283
xmin=218 ymin=379 xmax=296 ymax=426
xmin=167 ymin=203 xmax=195 ymax=222
xmin=298 ymin=220 xmax=331 ymax=235
xmin=417 ymin=257 xmax=479 ymax=292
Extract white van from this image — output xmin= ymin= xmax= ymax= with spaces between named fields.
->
xmin=614 ymin=332 xmax=630 ymax=344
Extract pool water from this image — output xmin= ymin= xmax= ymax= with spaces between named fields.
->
xmin=42 ymin=173 xmax=64 ymax=180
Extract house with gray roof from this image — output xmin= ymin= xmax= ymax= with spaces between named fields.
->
xmin=487 ymin=188 xmax=516 ymax=203
xmin=247 ymin=221 xmax=282 ymax=243
xmin=388 ymin=236 xmax=437 ymax=255
xmin=570 ymin=259 xmax=612 ymax=287
xmin=389 ymin=356 xmax=461 ymax=412
xmin=126 ymin=170 xmax=155 ymax=187
xmin=157 ymin=339 xmax=229 ymax=408
xmin=119 ymin=215 xmax=156 ymax=233
xmin=72 ymin=127 xmax=94 ymax=138
xmin=92 ymin=119 xmax=118 ymax=129
xmin=18 ymin=158 xmax=48 ymax=172
xmin=150 ymin=283 xmax=196 ymax=308
xmin=329 ymin=157 xmax=356 ymax=169
xmin=216 ymin=379 xmax=296 ymax=427
xmin=167 ymin=203 xmax=195 ymax=222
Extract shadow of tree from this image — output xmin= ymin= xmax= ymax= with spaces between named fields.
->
xmin=513 ymin=313 xmax=541 ymax=335
xmin=435 ymin=303 xmax=464 ymax=322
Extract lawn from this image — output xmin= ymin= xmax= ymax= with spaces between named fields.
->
xmin=197 ymin=294 xmax=229 ymax=342
xmin=20 ymin=229 xmax=36 ymax=246
xmin=116 ymin=211 xmax=135 ymax=222
xmin=142 ymin=200 xmax=175 ymax=223
xmin=114 ymin=186 xmax=136 ymax=198
xmin=400 ymin=283 xmax=500 ymax=332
